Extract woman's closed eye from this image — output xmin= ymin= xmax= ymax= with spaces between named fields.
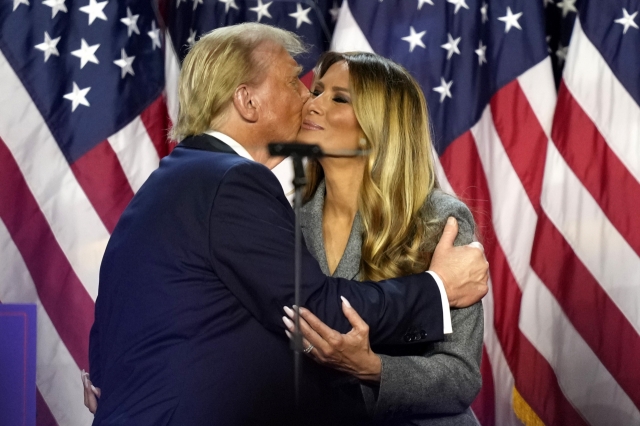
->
xmin=333 ymin=95 xmax=349 ymax=104
xmin=310 ymin=89 xmax=322 ymax=97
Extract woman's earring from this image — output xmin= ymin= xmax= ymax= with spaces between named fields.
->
xmin=359 ymin=138 xmax=367 ymax=149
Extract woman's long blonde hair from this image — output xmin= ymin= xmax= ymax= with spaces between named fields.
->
xmin=304 ymin=52 xmax=441 ymax=281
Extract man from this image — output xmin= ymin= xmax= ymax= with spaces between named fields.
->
xmin=87 ymin=23 xmax=488 ymax=425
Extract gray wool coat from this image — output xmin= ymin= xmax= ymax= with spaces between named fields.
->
xmin=300 ymin=180 xmax=483 ymax=426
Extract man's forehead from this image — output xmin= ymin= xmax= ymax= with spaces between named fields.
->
xmin=255 ymin=42 xmax=300 ymax=72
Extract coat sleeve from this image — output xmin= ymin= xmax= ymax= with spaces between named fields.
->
xmin=208 ymin=161 xmax=445 ymax=346
xmin=361 ymin=193 xmax=484 ymax=419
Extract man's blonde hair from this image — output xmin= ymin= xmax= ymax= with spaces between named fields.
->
xmin=171 ymin=23 xmax=306 ymax=141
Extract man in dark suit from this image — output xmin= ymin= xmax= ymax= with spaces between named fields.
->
xmin=87 ymin=23 xmax=488 ymax=425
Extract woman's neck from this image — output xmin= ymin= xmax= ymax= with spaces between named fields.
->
xmin=321 ymin=158 xmax=366 ymax=219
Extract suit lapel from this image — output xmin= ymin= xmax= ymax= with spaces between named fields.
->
xmin=179 ymin=134 xmax=238 ymax=155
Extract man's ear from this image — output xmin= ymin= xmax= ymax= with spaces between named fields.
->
xmin=232 ymin=84 xmax=259 ymax=123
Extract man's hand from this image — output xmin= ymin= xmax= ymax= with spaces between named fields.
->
xmin=429 ymin=217 xmax=489 ymax=308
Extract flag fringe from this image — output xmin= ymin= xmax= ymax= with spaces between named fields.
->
xmin=513 ymin=386 xmax=545 ymax=426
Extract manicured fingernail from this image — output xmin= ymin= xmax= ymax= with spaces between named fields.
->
xmin=340 ymin=296 xmax=351 ymax=308
xmin=283 ymin=306 xmax=294 ymax=318
xmin=447 ymin=217 xmax=455 ymax=225
xmin=285 ymin=330 xmax=292 ymax=339
xmin=282 ymin=316 xmax=294 ymax=329
xmin=91 ymin=385 xmax=97 ymax=393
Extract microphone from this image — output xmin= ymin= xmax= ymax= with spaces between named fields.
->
xmin=268 ymin=142 xmax=370 ymax=158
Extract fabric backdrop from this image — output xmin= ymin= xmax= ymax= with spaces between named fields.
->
xmin=0 ymin=0 xmax=637 ymax=424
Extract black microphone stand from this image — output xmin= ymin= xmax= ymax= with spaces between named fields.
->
xmin=268 ymin=142 xmax=368 ymax=423
xmin=268 ymin=143 xmax=322 ymax=422
xmin=291 ymin=152 xmax=306 ymax=414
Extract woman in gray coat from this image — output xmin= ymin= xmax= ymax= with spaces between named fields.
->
xmin=282 ymin=52 xmax=484 ymax=425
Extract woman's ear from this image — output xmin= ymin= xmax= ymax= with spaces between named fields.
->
xmin=232 ymin=84 xmax=259 ymax=123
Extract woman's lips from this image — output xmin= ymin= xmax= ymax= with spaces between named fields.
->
xmin=301 ymin=120 xmax=323 ymax=130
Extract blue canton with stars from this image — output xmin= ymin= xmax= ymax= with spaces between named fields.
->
xmin=579 ymin=0 xmax=640 ymax=108
xmin=348 ymin=0 xmax=549 ymax=154
xmin=0 ymin=0 xmax=164 ymax=164
xmin=168 ymin=0 xmax=337 ymax=75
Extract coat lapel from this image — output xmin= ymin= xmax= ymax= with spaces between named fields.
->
xmin=300 ymin=180 xmax=362 ymax=280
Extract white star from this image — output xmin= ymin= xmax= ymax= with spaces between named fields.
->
xmin=219 ymin=0 xmax=239 ymax=13
xmin=401 ymin=26 xmax=426 ymax=52
xmin=543 ymin=0 xmax=554 ymax=7
xmin=120 ymin=7 xmax=139 ymax=37
xmin=34 ymin=31 xmax=60 ymax=62
xmin=417 ymin=0 xmax=434 ymax=10
xmin=79 ymin=0 xmax=108 ymax=25
xmin=250 ymin=0 xmax=272 ymax=22
xmin=447 ymin=0 xmax=469 ymax=14
xmin=192 ymin=0 xmax=202 ymax=11
xmin=614 ymin=8 xmax=639 ymax=34
xmin=498 ymin=7 xmax=523 ymax=33
xmin=441 ymin=33 xmax=461 ymax=60
xmin=475 ymin=40 xmax=487 ymax=65
xmin=187 ymin=29 xmax=197 ymax=46
xmin=556 ymin=43 xmax=568 ymax=65
xmin=329 ymin=1 xmax=340 ymax=21
xmin=71 ymin=39 xmax=100 ymax=68
xmin=556 ymin=0 xmax=577 ymax=18
xmin=176 ymin=0 xmax=185 ymax=8
xmin=480 ymin=2 xmax=488 ymax=23
xmin=433 ymin=77 xmax=453 ymax=103
xmin=114 ymin=48 xmax=135 ymax=78
xmin=13 ymin=0 xmax=29 ymax=12
xmin=289 ymin=3 xmax=312 ymax=29
xmin=42 ymin=0 xmax=67 ymax=18
xmin=546 ymin=35 xmax=552 ymax=53
xmin=63 ymin=82 xmax=90 ymax=112
xmin=148 ymin=21 xmax=161 ymax=50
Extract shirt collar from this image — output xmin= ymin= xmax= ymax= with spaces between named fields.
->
xmin=204 ymin=130 xmax=254 ymax=162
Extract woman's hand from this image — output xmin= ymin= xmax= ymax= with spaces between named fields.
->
xmin=282 ymin=297 xmax=382 ymax=383
xmin=81 ymin=370 xmax=101 ymax=414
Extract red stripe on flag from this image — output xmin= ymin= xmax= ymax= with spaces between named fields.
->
xmin=0 ymin=137 xmax=93 ymax=372
xmin=489 ymin=80 xmax=547 ymax=213
xmin=36 ymin=388 xmax=58 ymax=426
xmin=70 ymin=140 xmax=134 ymax=234
xmin=471 ymin=346 xmax=496 ymax=426
xmin=441 ymin=131 xmax=587 ymax=425
xmin=553 ymin=82 xmax=640 ymax=257
xmin=531 ymin=212 xmax=640 ymax=410
xmin=140 ymin=95 xmax=175 ymax=158
xmin=301 ymin=70 xmax=314 ymax=89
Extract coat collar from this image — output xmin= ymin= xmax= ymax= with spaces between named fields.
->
xmin=300 ymin=180 xmax=363 ymax=280
xmin=178 ymin=133 xmax=238 ymax=155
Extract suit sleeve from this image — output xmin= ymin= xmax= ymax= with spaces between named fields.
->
xmin=362 ymin=195 xmax=484 ymax=419
xmin=89 ymin=318 xmax=101 ymax=387
xmin=208 ymin=161 xmax=444 ymax=345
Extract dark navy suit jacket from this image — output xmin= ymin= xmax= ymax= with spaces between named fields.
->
xmin=89 ymin=134 xmax=444 ymax=425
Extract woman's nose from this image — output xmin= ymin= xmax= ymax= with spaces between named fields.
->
xmin=304 ymin=94 xmax=323 ymax=115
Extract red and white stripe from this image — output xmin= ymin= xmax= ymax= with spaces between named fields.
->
xmin=0 ymin=37 xmax=172 ymax=423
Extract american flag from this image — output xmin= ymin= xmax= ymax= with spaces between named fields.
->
xmin=331 ymin=0 xmax=640 ymax=424
xmin=0 ymin=0 xmax=170 ymax=423
xmin=1 ymin=0 xmax=638 ymax=425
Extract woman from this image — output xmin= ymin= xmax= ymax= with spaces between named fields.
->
xmin=282 ymin=52 xmax=483 ymax=425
